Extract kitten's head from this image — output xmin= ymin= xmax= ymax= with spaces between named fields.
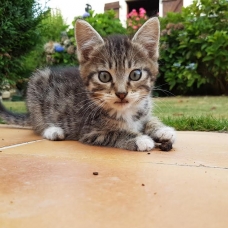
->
xmin=75 ymin=18 xmax=160 ymax=112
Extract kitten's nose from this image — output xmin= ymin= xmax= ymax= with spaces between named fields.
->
xmin=115 ymin=92 xmax=128 ymax=100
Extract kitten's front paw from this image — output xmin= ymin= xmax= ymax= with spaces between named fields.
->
xmin=43 ymin=126 xmax=65 ymax=141
xmin=154 ymin=127 xmax=176 ymax=144
xmin=135 ymin=135 xmax=155 ymax=152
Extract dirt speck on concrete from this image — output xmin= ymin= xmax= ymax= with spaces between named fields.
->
xmin=159 ymin=142 xmax=173 ymax=151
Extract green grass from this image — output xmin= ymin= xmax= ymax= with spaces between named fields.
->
xmin=2 ymin=101 xmax=27 ymax=113
xmin=161 ymin=116 xmax=228 ymax=132
xmin=153 ymin=96 xmax=228 ymax=118
xmin=153 ymin=96 xmax=228 ymax=132
xmin=0 ymin=101 xmax=27 ymax=124
xmin=1 ymin=97 xmax=228 ymax=132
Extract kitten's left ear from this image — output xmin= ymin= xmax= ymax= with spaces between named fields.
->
xmin=132 ymin=17 xmax=160 ymax=60
xmin=75 ymin=19 xmax=104 ymax=62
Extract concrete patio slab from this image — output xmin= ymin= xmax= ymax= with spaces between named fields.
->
xmin=0 ymin=125 xmax=41 ymax=148
xmin=0 ymin=126 xmax=228 ymax=228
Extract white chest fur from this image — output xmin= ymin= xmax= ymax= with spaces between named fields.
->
xmin=116 ymin=98 xmax=152 ymax=133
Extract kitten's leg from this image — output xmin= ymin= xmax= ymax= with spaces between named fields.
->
xmin=144 ymin=117 xmax=176 ymax=144
xmin=80 ymin=130 xmax=155 ymax=152
xmin=43 ymin=126 xmax=65 ymax=141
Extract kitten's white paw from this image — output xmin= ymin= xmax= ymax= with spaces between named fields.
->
xmin=154 ymin=127 xmax=176 ymax=143
xmin=43 ymin=126 xmax=65 ymax=141
xmin=136 ymin=135 xmax=155 ymax=152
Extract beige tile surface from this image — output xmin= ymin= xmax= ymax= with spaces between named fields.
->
xmin=0 ymin=125 xmax=41 ymax=148
xmin=0 ymin=127 xmax=228 ymax=228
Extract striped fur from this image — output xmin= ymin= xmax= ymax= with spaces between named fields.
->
xmin=0 ymin=18 xmax=176 ymax=151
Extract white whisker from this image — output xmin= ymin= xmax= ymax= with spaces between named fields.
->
xmin=153 ymin=88 xmax=176 ymax=97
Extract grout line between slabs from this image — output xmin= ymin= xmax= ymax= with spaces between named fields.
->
xmin=141 ymin=162 xmax=228 ymax=170
xmin=0 ymin=139 xmax=44 ymax=150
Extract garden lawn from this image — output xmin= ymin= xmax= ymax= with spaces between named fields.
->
xmin=153 ymin=96 xmax=228 ymax=132
xmin=2 ymin=101 xmax=26 ymax=113
xmin=1 ymin=96 xmax=228 ymax=132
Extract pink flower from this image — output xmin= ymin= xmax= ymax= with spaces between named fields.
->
xmin=139 ymin=8 xmax=146 ymax=14
xmin=127 ymin=12 xmax=132 ymax=17
xmin=127 ymin=8 xmax=148 ymax=23
xmin=133 ymin=25 xmax=138 ymax=30
xmin=131 ymin=9 xmax=138 ymax=17
xmin=128 ymin=21 xmax=132 ymax=26
xmin=139 ymin=8 xmax=146 ymax=18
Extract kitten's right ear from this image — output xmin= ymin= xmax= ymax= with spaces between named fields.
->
xmin=75 ymin=19 xmax=104 ymax=62
xmin=132 ymin=17 xmax=160 ymax=60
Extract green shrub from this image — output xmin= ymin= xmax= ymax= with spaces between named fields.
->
xmin=83 ymin=10 xmax=127 ymax=37
xmin=40 ymin=9 xmax=69 ymax=41
xmin=0 ymin=0 xmax=48 ymax=89
xmin=7 ymin=8 xmax=70 ymax=95
xmin=19 ymin=8 xmax=70 ymax=78
xmin=159 ymin=0 xmax=228 ymax=95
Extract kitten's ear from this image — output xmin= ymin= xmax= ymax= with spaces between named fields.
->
xmin=132 ymin=17 xmax=160 ymax=60
xmin=75 ymin=19 xmax=104 ymax=62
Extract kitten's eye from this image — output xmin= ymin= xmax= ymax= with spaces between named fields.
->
xmin=129 ymin=69 xmax=142 ymax=81
xmin=98 ymin=71 xmax=112 ymax=83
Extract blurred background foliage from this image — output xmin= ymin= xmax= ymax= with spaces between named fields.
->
xmin=158 ymin=0 xmax=228 ymax=95
xmin=0 ymin=0 xmax=48 ymax=89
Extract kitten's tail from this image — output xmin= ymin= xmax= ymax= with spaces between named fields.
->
xmin=0 ymin=102 xmax=30 ymax=126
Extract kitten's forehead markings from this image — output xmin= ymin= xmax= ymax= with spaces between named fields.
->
xmin=127 ymin=60 xmax=132 ymax=69
xmin=108 ymin=60 xmax=112 ymax=69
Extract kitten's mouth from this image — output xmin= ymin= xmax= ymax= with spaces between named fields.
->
xmin=114 ymin=100 xmax=129 ymax=104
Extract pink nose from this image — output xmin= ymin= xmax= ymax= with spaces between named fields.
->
xmin=115 ymin=92 xmax=128 ymax=100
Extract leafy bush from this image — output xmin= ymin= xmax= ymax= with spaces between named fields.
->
xmin=82 ymin=10 xmax=127 ymax=37
xmin=159 ymin=0 xmax=228 ymax=95
xmin=7 ymin=8 xmax=71 ymax=97
xmin=0 ymin=0 xmax=48 ymax=89
xmin=21 ymin=8 xmax=70 ymax=75
xmin=40 ymin=9 xmax=69 ymax=42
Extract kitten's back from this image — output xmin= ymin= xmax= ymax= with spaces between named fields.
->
xmin=26 ymin=67 xmax=88 ymax=136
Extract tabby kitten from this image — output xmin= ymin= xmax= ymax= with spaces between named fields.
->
xmin=0 ymin=18 xmax=176 ymax=151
